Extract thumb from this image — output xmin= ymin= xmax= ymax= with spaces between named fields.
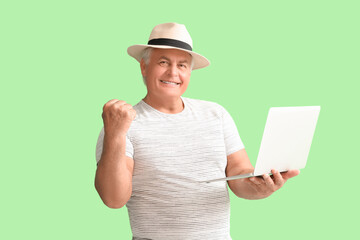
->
xmin=281 ymin=169 xmax=300 ymax=181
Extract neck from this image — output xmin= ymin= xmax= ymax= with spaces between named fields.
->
xmin=143 ymin=94 xmax=184 ymax=114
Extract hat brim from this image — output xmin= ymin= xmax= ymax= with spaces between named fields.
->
xmin=127 ymin=44 xmax=210 ymax=70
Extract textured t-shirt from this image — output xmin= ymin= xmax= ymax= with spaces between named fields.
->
xmin=96 ymin=97 xmax=245 ymax=240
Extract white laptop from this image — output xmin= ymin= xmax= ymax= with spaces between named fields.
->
xmin=203 ymin=106 xmax=320 ymax=183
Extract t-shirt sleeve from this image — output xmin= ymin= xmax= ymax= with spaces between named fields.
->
xmin=95 ymin=127 xmax=134 ymax=165
xmin=95 ymin=128 xmax=105 ymax=164
xmin=125 ymin=136 xmax=134 ymax=159
xmin=220 ymin=105 xmax=245 ymax=156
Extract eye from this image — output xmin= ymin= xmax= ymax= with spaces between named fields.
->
xmin=159 ymin=61 xmax=169 ymax=66
xmin=179 ymin=63 xmax=187 ymax=68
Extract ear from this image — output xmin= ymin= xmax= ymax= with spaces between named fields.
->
xmin=140 ymin=59 xmax=146 ymax=77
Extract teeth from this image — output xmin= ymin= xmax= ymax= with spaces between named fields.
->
xmin=161 ymin=80 xmax=179 ymax=85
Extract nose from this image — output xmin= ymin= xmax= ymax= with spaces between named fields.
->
xmin=167 ymin=64 xmax=179 ymax=77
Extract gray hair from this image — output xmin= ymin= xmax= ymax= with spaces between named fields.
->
xmin=142 ymin=47 xmax=153 ymax=66
xmin=141 ymin=47 xmax=194 ymax=85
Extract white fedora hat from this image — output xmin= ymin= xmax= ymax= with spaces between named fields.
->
xmin=127 ymin=22 xmax=210 ymax=70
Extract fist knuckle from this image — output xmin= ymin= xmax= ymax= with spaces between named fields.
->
xmin=122 ymin=107 xmax=131 ymax=113
xmin=103 ymin=103 xmax=110 ymax=111
xmin=103 ymin=99 xmax=120 ymax=111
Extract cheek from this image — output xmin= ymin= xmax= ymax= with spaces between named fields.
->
xmin=147 ymin=66 xmax=165 ymax=77
xmin=182 ymin=79 xmax=190 ymax=87
xmin=180 ymin=72 xmax=191 ymax=83
xmin=181 ymin=77 xmax=191 ymax=90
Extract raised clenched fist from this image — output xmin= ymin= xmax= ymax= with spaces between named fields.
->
xmin=102 ymin=99 xmax=136 ymax=137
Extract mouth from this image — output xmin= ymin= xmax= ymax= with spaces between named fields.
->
xmin=160 ymin=80 xmax=181 ymax=85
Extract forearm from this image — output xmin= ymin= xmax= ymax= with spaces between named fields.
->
xmin=228 ymin=178 xmax=271 ymax=200
xmin=95 ymin=134 xmax=132 ymax=208
xmin=227 ymin=167 xmax=271 ymax=200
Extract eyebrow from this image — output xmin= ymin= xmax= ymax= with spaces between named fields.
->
xmin=179 ymin=60 xmax=189 ymax=64
xmin=159 ymin=56 xmax=171 ymax=61
xmin=159 ymin=56 xmax=189 ymax=64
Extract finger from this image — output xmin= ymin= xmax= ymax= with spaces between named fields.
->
xmin=129 ymin=109 xmax=137 ymax=120
xmin=103 ymin=99 xmax=122 ymax=111
xmin=281 ymin=169 xmax=300 ymax=181
xmin=105 ymin=99 xmax=119 ymax=106
xmin=262 ymin=174 xmax=275 ymax=189
xmin=106 ymin=99 xmax=119 ymax=105
xmin=122 ymin=103 xmax=134 ymax=110
xmin=122 ymin=104 xmax=135 ymax=118
xmin=271 ymin=169 xmax=284 ymax=186
xmin=112 ymin=100 xmax=127 ymax=108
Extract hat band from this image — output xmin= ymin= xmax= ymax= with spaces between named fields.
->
xmin=147 ymin=38 xmax=192 ymax=51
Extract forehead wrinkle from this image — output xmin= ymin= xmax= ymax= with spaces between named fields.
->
xmin=158 ymin=56 xmax=171 ymax=61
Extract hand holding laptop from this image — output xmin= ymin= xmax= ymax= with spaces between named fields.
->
xmin=247 ymin=169 xmax=300 ymax=195
xmin=227 ymin=169 xmax=300 ymax=199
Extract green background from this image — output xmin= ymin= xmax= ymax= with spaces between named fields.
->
xmin=1 ymin=0 xmax=359 ymax=239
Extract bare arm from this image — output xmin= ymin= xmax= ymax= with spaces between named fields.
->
xmin=94 ymin=99 xmax=136 ymax=208
xmin=226 ymin=149 xmax=299 ymax=200
xmin=225 ymin=149 xmax=260 ymax=199
xmin=95 ymin=134 xmax=134 ymax=208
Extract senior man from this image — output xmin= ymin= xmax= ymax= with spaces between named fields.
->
xmin=95 ymin=23 xmax=299 ymax=240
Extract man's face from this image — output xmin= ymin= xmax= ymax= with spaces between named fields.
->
xmin=141 ymin=48 xmax=192 ymax=100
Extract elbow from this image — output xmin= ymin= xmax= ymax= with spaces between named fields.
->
xmin=95 ymin=184 xmax=130 ymax=209
xmin=100 ymin=194 xmax=130 ymax=209
xmin=94 ymin=174 xmax=132 ymax=209
xmin=104 ymin=200 xmax=126 ymax=209
xmin=97 ymin=192 xmax=130 ymax=209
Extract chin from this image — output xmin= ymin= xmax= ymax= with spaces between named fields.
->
xmin=158 ymin=90 xmax=184 ymax=99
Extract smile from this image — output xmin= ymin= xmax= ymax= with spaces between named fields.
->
xmin=160 ymin=80 xmax=180 ymax=85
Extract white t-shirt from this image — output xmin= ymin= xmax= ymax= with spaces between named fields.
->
xmin=96 ymin=97 xmax=245 ymax=240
